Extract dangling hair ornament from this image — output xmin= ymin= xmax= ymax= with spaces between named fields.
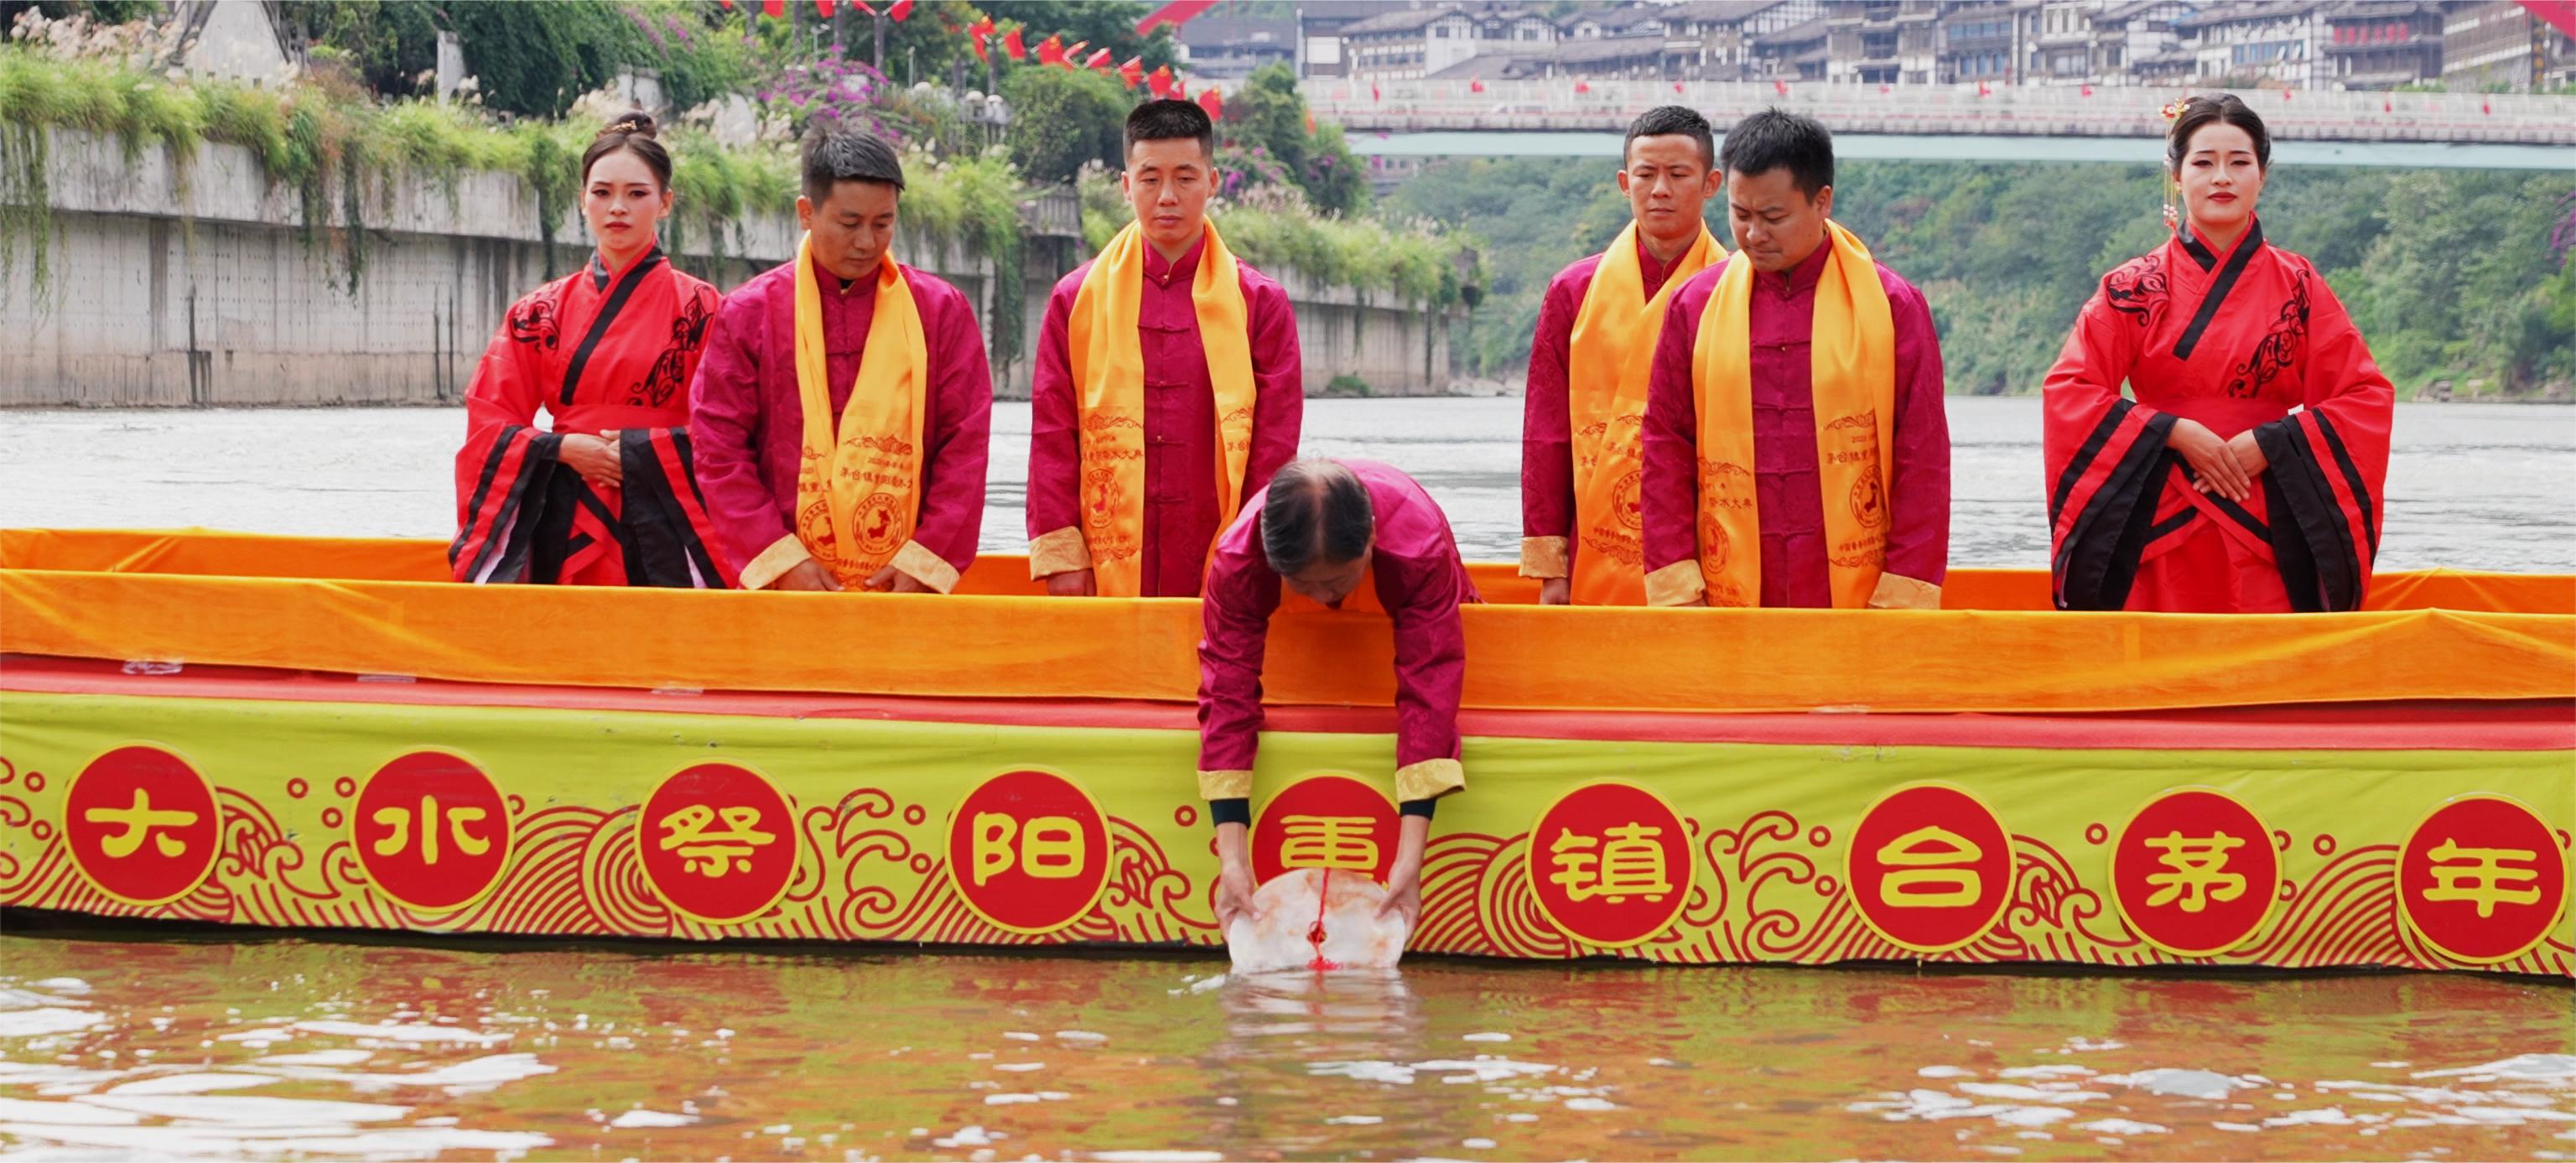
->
xmin=2158 ymin=99 xmax=2187 ymax=233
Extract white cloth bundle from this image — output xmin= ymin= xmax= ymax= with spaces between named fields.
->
xmin=1224 ymin=867 xmax=1411 ymax=974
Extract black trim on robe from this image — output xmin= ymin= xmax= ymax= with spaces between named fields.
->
xmin=2173 ymin=220 xmax=2264 ymax=361
xmin=2051 ymin=403 xmax=2179 ymax=611
xmin=2254 ymin=417 xmax=2365 ymax=612
xmin=559 ymin=248 xmax=667 ymax=405
xmin=619 ymin=428 xmax=731 ymax=588
xmin=449 ymin=427 xmax=564 ymax=582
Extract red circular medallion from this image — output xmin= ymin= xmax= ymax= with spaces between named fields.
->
xmin=2397 ymin=794 xmax=2568 ymax=965
xmin=2111 ymin=787 xmax=2281 ymax=957
xmin=1253 ymin=773 xmax=1399 ymax=885
xmin=636 ymin=762 xmax=799 ymax=925
xmin=1524 ymin=781 xmax=1696 ymax=949
xmin=1846 ymin=782 xmax=2013 ymax=954
xmin=946 ymin=770 xmax=1110 ymax=935
xmin=351 ymin=751 xmax=512 ymax=914
xmin=63 ymin=745 xmax=221 ymax=907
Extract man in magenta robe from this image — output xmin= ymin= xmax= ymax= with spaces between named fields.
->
xmin=688 ymin=132 xmax=991 ymax=593
xmin=1523 ymin=105 xmax=1726 ymax=605
xmin=1026 ymin=99 xmax=1302 ymax=598
xmin=1197 ymin=459 xmax=1472 ymax=935
xmin=1640 ymin=109 xmax=1950 ymax=608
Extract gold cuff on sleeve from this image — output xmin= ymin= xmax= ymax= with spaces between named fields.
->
xmin=1028 ymin=526 xmax=1092 ymax=579
xmin=1518 ymin=536 xmax=1571 ymax=579
xmin=1197 ymin=769 xmax=1254 ymax=801
xmin=1644 ymin=560 xmax=1706 ymax=608
xmin=1394 ymin=758 xmax=1466 ymax=802
xmin=890 ymin=539 xmax=961 ymax=594
xmin=740 ymin=533 xmax=813 ymax=592
xmin=1867 ymin=572 xmax=1943 ymax=610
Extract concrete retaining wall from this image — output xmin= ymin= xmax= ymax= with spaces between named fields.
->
xmin=0 ymin=127 xmax=1462 ymax=407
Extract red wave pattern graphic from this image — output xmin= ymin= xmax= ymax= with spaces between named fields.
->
xmin=1 ymin=755 xmax=2566 ymax=977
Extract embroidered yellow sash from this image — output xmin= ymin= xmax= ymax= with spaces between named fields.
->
xmin=1066 ymin=221 xmax=1256 ymax=597
xmin=1689 ymin=220 xmax=1895 ymax=609
xmin=1564 ymin=222 xmax=1722 ymax=605
xmin=792 ymin=233 xmax=928 ymax=589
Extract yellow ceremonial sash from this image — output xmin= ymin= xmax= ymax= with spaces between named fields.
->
xmin=1689 ymin=220 xmax=1895 ymax=609
xmin=792 ymin=234 xmax=929 ymax=589
xmin=1564 ymin=222 xmax=1722 ymax=606
xmin=1066 ymin=220 xmax=1256 ymax=597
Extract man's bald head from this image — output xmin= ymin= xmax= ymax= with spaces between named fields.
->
xmin=1263 ymin=459 xmax=1374 ymax=605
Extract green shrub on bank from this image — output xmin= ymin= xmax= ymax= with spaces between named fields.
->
xmin=0 ymin=47 xmax=1481 ymax=350
xmin=1077 ymin=165 xmax=1481 ymax=310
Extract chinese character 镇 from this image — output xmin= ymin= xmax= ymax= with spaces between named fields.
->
xmin=84 ymin=789 xmax=198 ymax=859
xmin=657 ymin=803 xmax=777 ymax=877
xmin=2142 ymin=831 xmax=2246 ymax=914
xmin=371 ymin=796 xmax=492 ymax=865
xmin=2422 ymin=837 xmax=2542 ymax=918
xmin=1876 ymin=825 xmax=1983 ymax=908
xmin=1281 ymin=814 xmax=1379 ymax=872
xmin=1548 ymin=823 xmax=1674 ymax=904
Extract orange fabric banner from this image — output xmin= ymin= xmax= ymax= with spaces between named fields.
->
xmin=4 ymin=530 xmax=2570 ymax=714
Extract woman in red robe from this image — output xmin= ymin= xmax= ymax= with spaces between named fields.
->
xmin=450 ymin=112 xmax=733 ymax=588
xmin=2044 ymin=94 xmax=2392 ymax=613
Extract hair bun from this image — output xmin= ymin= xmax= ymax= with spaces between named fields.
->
xmin=602 ymin=110 xmax=658 ymax=140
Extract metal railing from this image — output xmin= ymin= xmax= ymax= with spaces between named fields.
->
xmin=1300 ymin=79 xmax=2576 ymax=144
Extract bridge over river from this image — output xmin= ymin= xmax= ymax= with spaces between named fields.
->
xmin=1306 ymin=80 xmax=2576 ymax=169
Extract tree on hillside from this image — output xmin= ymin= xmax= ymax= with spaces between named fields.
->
xmin=1225 ymin=64 xmax=1367 ymax=215
xmin=1003 ymin=65 xmax=1128 ymax=184
xmin=448 ymin=0 xmax=641 ymax=119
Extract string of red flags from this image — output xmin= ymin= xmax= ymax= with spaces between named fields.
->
xmin=720 ymin=1 xmax=1225 ymax=118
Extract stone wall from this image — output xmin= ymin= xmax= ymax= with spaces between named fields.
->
xmin=0 ymin=127 xmax=1462 ymax=408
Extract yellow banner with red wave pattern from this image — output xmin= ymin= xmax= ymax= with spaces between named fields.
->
xmin=2 ymin=690 xmax=2567 ymax=976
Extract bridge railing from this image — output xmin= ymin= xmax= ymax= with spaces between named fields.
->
xmin=1300 ymin=80 xmax=2576 ymax=145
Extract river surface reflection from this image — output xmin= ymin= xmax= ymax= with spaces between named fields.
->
xmin=1 ymin=930 xmax=2568 ymax=1160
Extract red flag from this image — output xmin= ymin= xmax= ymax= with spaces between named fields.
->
xmin=1469 ymin=80 xmax=1485 ymax=93
xmin=1036 ymin=34 xmax=1065 ymax=65
xmin=719 ymin=0 xmax=733 ymax=8
xmin=761 ymin=0 xmax=784 ymax=16
xmin=886 ymin=0 xmax=911 ymax=19
xmin=1773 ymin=79 xmax=1789 ymax=96
xmin=1146 ymin=64 xmax=1175 ymax=97
xmin=1371 ymin=83 xmax=1381 ymax=101
xmin=1136 ymin=0 xmax=1219 ymax=34
xmin=1877 ymin=84 xmax=1889 ymax=94
xmin=1976 ymin=80 xmax=1990 ymax=97
xmin=846 ymin=1 xmax=871 ymax=13
xmin=2482 ymin=99 xmax=2493 ymax=114
xmin=970 ymin=16 xmax=995 ymax=61
xmin=1118 ymin=56 xmax=1143 ymax=88
xmin=1061 ymin=40 xmax=1090 ymax=70
xmin=1574 ymin=80 xmax=1590 ymax=94
xmin=1197 ymin=86 xmax=1223 ymax=121
xmin=2080 ymin=84 xmax=2093 ymax=96
xmin=2524 ymin=0 xmax=2576 ymax=39
xmin=2281 ymin=88 xmax=2292 ymax=101
xmin=1673 ymin=81 xmax=1685 ymax=94
xmin=1004 ymin=27 xmax=1027 ymax=60
xmin=2383 ymin=98 xmax=2392 ymax=112
xmin=1084 ymin=48 xmax=1114 ymax=70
